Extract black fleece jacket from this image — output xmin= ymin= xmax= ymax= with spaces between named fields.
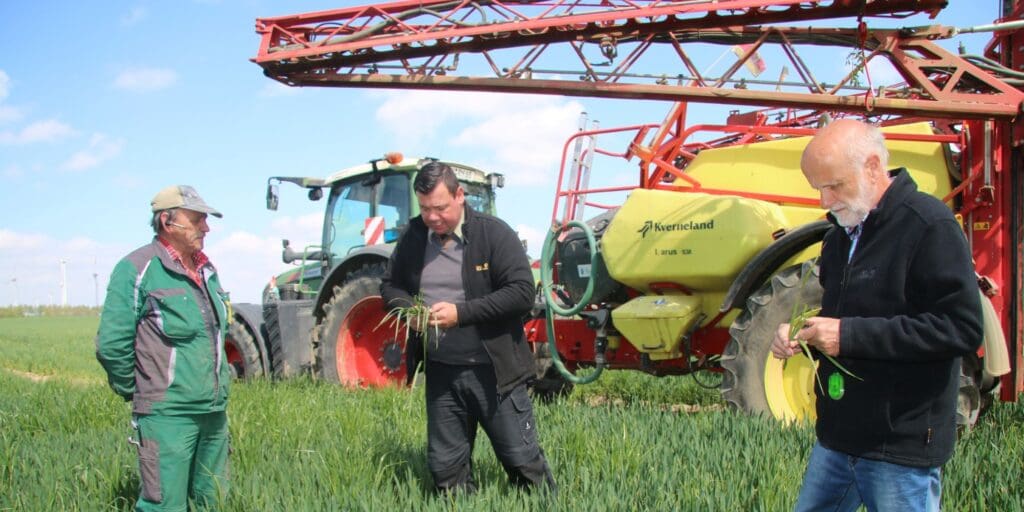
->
xmin=815 ymin=168 xmax=983 ymax=468
xmin=380 ymin=206 xmax=537 ymax=394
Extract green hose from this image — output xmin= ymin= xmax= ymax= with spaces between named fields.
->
xmin=539 ymin=220 xmax=606 ymax=384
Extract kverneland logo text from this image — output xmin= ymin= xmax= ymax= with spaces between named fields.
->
xmin=637 ymin=219 xmax=715 ymax=238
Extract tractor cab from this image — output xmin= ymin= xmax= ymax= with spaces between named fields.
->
xmin=227 ymin=153 xmax=507 ymax=384
xmin=264 ymin=153 xmax=503 ymax=301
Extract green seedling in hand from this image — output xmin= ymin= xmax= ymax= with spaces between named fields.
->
xmin=788 ymin=266 xmax=862 ymax=398
xmin=788 ymin=303 xmax=862 ymax=397
xmin=377 ymin=295 xmax=445 ymax=393
xmin=377 ymin=294 xmax=442 ymax=348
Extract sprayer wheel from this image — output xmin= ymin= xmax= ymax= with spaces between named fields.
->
xmin=721 ymin=260 xmax=821 ymax=422
xmin=530 ymin=342 xmax=574 ymax=402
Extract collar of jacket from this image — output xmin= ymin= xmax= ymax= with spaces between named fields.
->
xmin=825 ymin=167 xmax=916 ymax=231
xmin=150 ymin=238 xmax=214 ymax=281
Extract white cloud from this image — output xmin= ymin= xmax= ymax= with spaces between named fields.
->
xmin=121 ymin=6 xmax=147 ymax=26
xmin=374 ymin=90 xmax=542 ymax=141
xmin=113 ymin=68 xmax=178 ymax=92
xmin=65 ymin=236 xmax=105 ymax=252
xmin=205 ymin=213 xmax=329 ymax=303
xmin=0 ymin=69 xmax=9 ymax=102
xmin=843 ymin=55 xmax=902 ymax=89
xmin=0 ymin=119 xmax=75 ymax=145
xmin=205 ymin=230 xmax=285 ymax=304
xmin=514 ymin=223 xmax=545 ymax=258
xmin=449 ymin=101 xmax=582 ymax=185
xmin=0 ymin=229 xmax=48 ymax=250
xmin=0 ymin=70 xmax=20 ymax=124
xmin=0 ymin=230 xmax=128 ymax=306
xmin=269 ymin=213 xmax=323 ymax=235
xmin=865 ymin=59 xmax=902 ymax=87
xmin=0 ymin=227 xmax=298 ymax=307
xmin=61 ymin=133 xmax=125 ymax=171
xmin=374 ymin=90 xmax=582 ymax=184
xmin=0 ymin=105 xmax=22 ymax=124
xmin=258 ymin=81 xmax=301 ymax=98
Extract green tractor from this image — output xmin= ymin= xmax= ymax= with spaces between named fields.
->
xmin=224 ymin=153 xmax=505 ymax=385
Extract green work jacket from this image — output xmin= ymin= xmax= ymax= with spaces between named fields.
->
xmin=96 ymin=239 xmax=230 ymax=415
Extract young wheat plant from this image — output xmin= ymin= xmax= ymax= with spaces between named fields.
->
xmin=377 ymin=294 xmax=438 ymax=346
xmin=376 ymin=295 xmax=443 ymax=392
xmin=788 ymin=303 xmax=862 ymax=397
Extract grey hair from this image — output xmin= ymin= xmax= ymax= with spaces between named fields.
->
xmin=843 ymin=122 xmax=890 ymax=173
xmin=150 ymin=208 xmax=179 ymax=234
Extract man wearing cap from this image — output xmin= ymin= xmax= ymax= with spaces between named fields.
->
xmin=97 ymin=185 xmax=231 ymax=511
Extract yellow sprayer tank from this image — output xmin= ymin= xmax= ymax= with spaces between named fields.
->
xmin=599 ymin=122 xmax=954 ymax=360
xmin=600 ymin=190 xmax=789 ymax=293
xmin=601 ymin=121 xmax=953 ymax=296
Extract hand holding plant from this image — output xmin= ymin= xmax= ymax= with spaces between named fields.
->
xmin=377 ymin=294 xmax=441 ymax=347
xmin=788 ymin=303 xmax=862 ymax=396
xmin=376 ymin=295 xmax=444 ymax=394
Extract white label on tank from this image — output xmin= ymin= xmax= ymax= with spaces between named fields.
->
xmin=578 ymin=264 xmax=592 ymax=278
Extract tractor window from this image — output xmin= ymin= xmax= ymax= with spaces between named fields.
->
xmin=325 ymin=184 xmax=371 ymax=262
xmin=461 ymin=182 xmax=493 ymax=214
xmin=324 ymin=173 xmax=412 ymax=265
xmin=377 ymin=174 xmax=411 ymax=229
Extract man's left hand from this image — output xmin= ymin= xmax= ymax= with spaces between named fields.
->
xmin=429 ymin=302 xmax=459 ymax=329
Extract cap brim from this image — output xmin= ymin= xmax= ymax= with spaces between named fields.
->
xmin=181 ymin=205 xmax=223 ymax=218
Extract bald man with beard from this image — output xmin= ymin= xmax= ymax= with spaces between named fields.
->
xmin=772 ymin=120 xmax=982 ymax=511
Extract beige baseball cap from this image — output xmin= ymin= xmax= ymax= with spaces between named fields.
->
xmin=151 ymin=185 xmax=223 ymax=218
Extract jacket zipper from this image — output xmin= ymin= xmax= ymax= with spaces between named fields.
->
xmin=204 ymin=274 xmax=224 ymax=403
xmin=831 ymin=233 xmax=855 ymax=373
xmin=182 ymin=261 xmax=222 ymax=404
xmin=836 ymin=236 xmax=853 ymax=313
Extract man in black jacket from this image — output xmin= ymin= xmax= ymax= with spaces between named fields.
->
xmin=381 ymin=161 xmax=556 ymax=494
xmin=771 ymin=119 xmax=982 ymax=511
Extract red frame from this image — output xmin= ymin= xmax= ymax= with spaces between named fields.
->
xmin=524 ymin=317 xmax=729 ymax=375
xmin=541 ymin=119 xmax=1020 ymax=389
xmin=255 ymin=0 xmax=1024 ymax=400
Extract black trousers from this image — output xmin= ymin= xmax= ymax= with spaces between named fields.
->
xmin=424 ymin=361 xmax=556 ymax=494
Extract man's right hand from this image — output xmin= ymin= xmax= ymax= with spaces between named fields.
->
xmin=771 ymin=323 xmax=798 ymax=359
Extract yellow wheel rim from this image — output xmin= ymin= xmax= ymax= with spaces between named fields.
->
xmin=764 ymin=353 xmax=817 ymax=423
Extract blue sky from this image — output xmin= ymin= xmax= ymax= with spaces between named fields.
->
xmin=0 ymin=1 xmax=999 ymax=306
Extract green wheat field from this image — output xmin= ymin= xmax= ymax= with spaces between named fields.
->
xmin=1 ymin=313 xmax=1021 ymax=511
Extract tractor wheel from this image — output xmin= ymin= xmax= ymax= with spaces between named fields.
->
xmin=721 ymin=260 xmax=822 ymax=422
xmin=225 ymin=320 xmax=264 ymax=379
xmin=314 ymin=265 xmax=408 ymax=387
xmin=264 ymin=304 xmax=292 ymax=379
xmin=530 ymin=343 xmax=574 ymax=402
xmin=956 ymin=352 xmax=983 ymax=431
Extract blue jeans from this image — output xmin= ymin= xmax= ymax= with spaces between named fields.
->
xmin=794 ymin=442 xmax=941 ymax=512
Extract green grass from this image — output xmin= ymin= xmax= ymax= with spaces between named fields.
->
xmin=0 ymin=305 xmax=100 ymax=319
xmin=0 ymin=316 xmax=105 ymax=382
xmin=1 ymin=316 xmax=1022 ymax=510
